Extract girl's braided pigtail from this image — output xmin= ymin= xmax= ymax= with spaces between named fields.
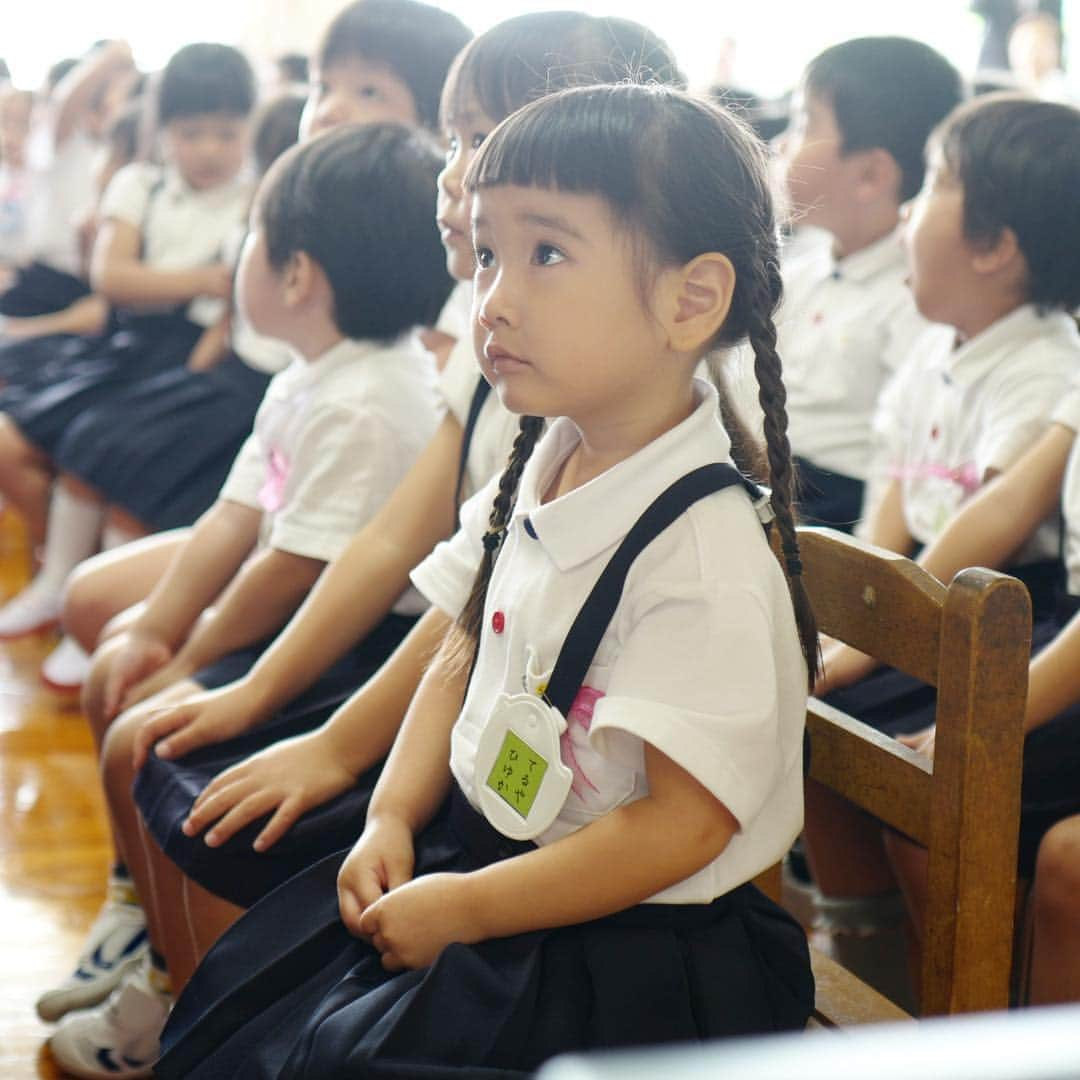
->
xmin=446 ymin=415 xmax=545 ymax=674
xmin=746 ymin=265 xmax=820 ymax=689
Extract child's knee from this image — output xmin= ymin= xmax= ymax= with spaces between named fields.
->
xmin=0 ymin=413 xmax=41 ymax=468
xmin=100 ymin=711 xmax=143 ymax=805
xmin=64 ymin=559 xmax=117 ymax=651
xmin=1034 ymin=818 xmax=1080 ymax=916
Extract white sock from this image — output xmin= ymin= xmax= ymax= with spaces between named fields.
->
xmin=35 ymin=485 xmax=106 ymax=595
xmin=102 ymin=521 xmax=138 ymax=551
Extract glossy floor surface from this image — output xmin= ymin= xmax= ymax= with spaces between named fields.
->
xmin=0 ymin=513 xmax=109 ymax=1079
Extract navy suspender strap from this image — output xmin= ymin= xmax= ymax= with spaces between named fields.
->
xmin=454 ymin=376 xmax=493 ymax=526
xmin=542 ymin=463 xmax=764 ymax=717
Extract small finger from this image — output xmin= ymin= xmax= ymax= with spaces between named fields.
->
xmin=204 ymin=794 xmax=274 ymax=847
xmin=253 ymin=800 xmax=302 ymax=852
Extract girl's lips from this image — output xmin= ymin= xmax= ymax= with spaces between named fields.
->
xmin=484 ymin=342 xmax=528 ymax=370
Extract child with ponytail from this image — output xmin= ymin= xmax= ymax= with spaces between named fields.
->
xmin=156 ymin=81 xmax=816 ymax=1079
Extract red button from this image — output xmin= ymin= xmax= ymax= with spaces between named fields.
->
xmin=492 ymin=611 xmax=505 ymax=634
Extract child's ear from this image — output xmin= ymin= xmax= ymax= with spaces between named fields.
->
xmin=854 ymin=147 xmax=902 ymax=205
xmin=972 ymin=225 xmax=1022 ymax=277
xmin=282 ymin=251 xmax=318 ymax=307
xmin=663 ymin=253 xmax=736 ymax=353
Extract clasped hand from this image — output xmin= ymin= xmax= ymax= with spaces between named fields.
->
xmin=337 ymin=818 xmax=481 ymax=971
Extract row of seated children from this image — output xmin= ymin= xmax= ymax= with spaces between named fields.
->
xmin=8 ymin=4 xmax=1080 ymax=1075
xmin=26 ymin=5 xmax=810 ymax=1076
xmin=0 ymin=46 xmax=312 ymax=690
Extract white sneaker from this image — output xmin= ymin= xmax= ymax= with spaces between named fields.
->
xmin=48 ymin=954 xmax=171 ymax=1080
xmin=41 ymin=635 xmax=92 ymax=692
xmin=36 ymin=877 xmax=148 ymax=1022
xmin=0 ymin=577 xmax=62 ymax=638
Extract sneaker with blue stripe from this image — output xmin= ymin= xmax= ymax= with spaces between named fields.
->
xmin=48 ymin=953 xmax=171 ymax=1080
xmin=36 ymin=876 xmax=148 ymax=1022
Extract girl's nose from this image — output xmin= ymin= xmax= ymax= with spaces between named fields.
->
xmin=476 ymin=273 xmax=513 ymax=330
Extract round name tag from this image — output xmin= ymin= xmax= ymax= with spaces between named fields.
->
xmin=475 ymin=692 xmax=574 ymax=841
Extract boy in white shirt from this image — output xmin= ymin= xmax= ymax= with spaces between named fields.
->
xmin=774 ymin=37 xmax=962 ymax=531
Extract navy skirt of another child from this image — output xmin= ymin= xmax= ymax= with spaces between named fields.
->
xmin=134 ymin=613 xmax=417 ymax=908
xmin=4 ymin=309 xmax=203 ymax=456
xmin=824 ymin=585 xmax=1080 ymax=878
xmin=794 ymin=455 xmax=865 ymax=534
xmin=55 ymin=353 xmax=271 ymax=531
xmin=0 ymin=261 xmax=90 ymax=317
xmin=156 ymin=785 xmax=814 ymax=1080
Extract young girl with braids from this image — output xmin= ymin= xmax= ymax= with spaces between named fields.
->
xmin=154 ymin=81 xmax=816 ymax=1080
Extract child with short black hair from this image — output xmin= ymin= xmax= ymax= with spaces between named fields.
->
xmin=46 ymin=121 xmax=451 ymax=1079
xmin=806 ymin=93 xmax=1080 ymax=956
xmin=772 ymin=37 xmax=962 ymax=531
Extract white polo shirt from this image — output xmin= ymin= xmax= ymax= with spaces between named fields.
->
xmin=23 ymin=127 xmax=99 ymax=276
xmin=775 ymin=226 xmax=929 ymax=482
xmin=100 ymin=162 xmax=251 ymax=327
xmin=412 ymin=379 xmax=808 ymax=904
xmin=876 ymin=304 xmax=1080 ymax=557
xmin=437 ymin=285 xmax=522 ymax=500
xmin=222 ymin=335 xmax=438 ymax=615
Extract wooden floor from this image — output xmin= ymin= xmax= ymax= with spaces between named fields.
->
xmin=0 ymin=512 xmax=110 ymax=1080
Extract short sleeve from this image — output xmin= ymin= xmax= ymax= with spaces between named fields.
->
xmin=99 ymin=163 xmax=157 ymax=228
xmin=410 ymin=478 xmax=495 ymax=619
xmin=979 ymin=366 xmax=1073 ymax=475
xmin=218 ymin=433 xmax=265 ymax=510
xmin=589 ymin=582 xmax=783 ymax=829
xmin=438 ymin=336 xmax=483 ymax=424
xmin=266 ymin=404 xmax=400 ymax=562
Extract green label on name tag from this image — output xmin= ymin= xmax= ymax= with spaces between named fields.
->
xmin=484 ymin=729 xmax=548 ymax=819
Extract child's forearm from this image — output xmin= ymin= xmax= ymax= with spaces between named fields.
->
xmin=1027 ymin=610 xmax=1080 ymax=730
xmin=866 ymin=478 xmax=916 ymax=555
xmin=239 ymin=413 xmax=463 ymax=716
xmin=464 ymin=745 xmax=739 ymax=939
xmin=366 ymin=639 xmax=467 ymax=834
xmin=916 ymin=423 xmax=1074 ymax=584
xmin=94 ymin=259 xmax=220 ymax=309
xmin=135 ymin=500 xmax=261 ymax=647
xmin=322 ymin=607 xmax=452 ymax=778
xmin=175 ymin=546 xmax=325 ymax=673
xmin=2 ymin=295 xmax=108 ymax=339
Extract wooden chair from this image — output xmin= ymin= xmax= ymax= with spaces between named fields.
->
xmin=794 ymin=526 xmax=1031 ymax=1024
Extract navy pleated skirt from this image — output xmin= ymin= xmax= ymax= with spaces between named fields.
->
xmin=824 ymin=588 xmax=1080 ymax=877
xmin=55 ymin=353 xmax=270 ymax=530
xmin=0 ymin=260 xmax=90 ymax=317
xmin=156 ymin=786 xmax=814 ymax=1079
xmin=5 ymin=310 xmax=202 ymax=456
xmin=134 ymin=613 xmax=417 ymax=908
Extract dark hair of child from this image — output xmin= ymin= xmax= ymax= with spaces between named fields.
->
xmin=46 ymin=57 xmax=79 ymax=93
xmin=458 ymin=83 xmax=819 ymax=687
xmin=317 ymin=0 xmax=472 ymax=130
xmin=106 ymin=99 xmax=144 ymax=164
xmin=259 ymin=122 xmax=453 ymax=342
xmin=253 ymin=91 xmax=305 ymax=177
xmin=933 ymin=93 xmax=1080 ymax=311
xmin=276 ymin=52 xmax=309 ymax=85
xmin=805 ymin=36 xmax=963 ymax=201
xmin=444 ymin=11 xmax=684 ymax=125
xmin=157 ymin=42 xmax=256 ymax=125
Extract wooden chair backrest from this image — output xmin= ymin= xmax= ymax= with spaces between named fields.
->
xmin=799 ymin=526 xmax=1030 ymax=1018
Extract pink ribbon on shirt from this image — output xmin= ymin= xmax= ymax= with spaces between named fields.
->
xmin=560 ymin=686 xmax=604 ymax=798
xmin=889 ymin=460 xmax=980 ymax=495
xmin=258 ymin=448 xmax=290 ymax=512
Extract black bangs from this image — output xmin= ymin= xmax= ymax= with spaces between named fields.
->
xmin=468 ymin=83 xmax=660 ymax=210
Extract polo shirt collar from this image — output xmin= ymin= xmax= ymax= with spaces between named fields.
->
xmin=830 ymin=225 xmax=906 ymax=284
xmin=161 ymin=166 xmax=247 ymax=206
xmin=945 ymin=304 xmax=1059 ymax=388
xmin=513 ymin=378 xmax=734 ymax=572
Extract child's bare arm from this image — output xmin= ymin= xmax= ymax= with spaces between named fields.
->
xmin=195 ymin=412 xmax=464 ymax=724
xmin=178 ymin=607 xmax=452 ymax=846
xmin=916 ymin=422 xmax=1075 ymax=584
xmin=52 ymin=40 xmax=135 ymax=147
xmin=104 ymin=501 xmax=261 ymax=717
xmin=91 ymin=218 xmax=232 ymax=309
xmin=357 ymin=744 xmax=738 ymax=969
xmin=161 ymin=546 xmax=326 ymax=679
